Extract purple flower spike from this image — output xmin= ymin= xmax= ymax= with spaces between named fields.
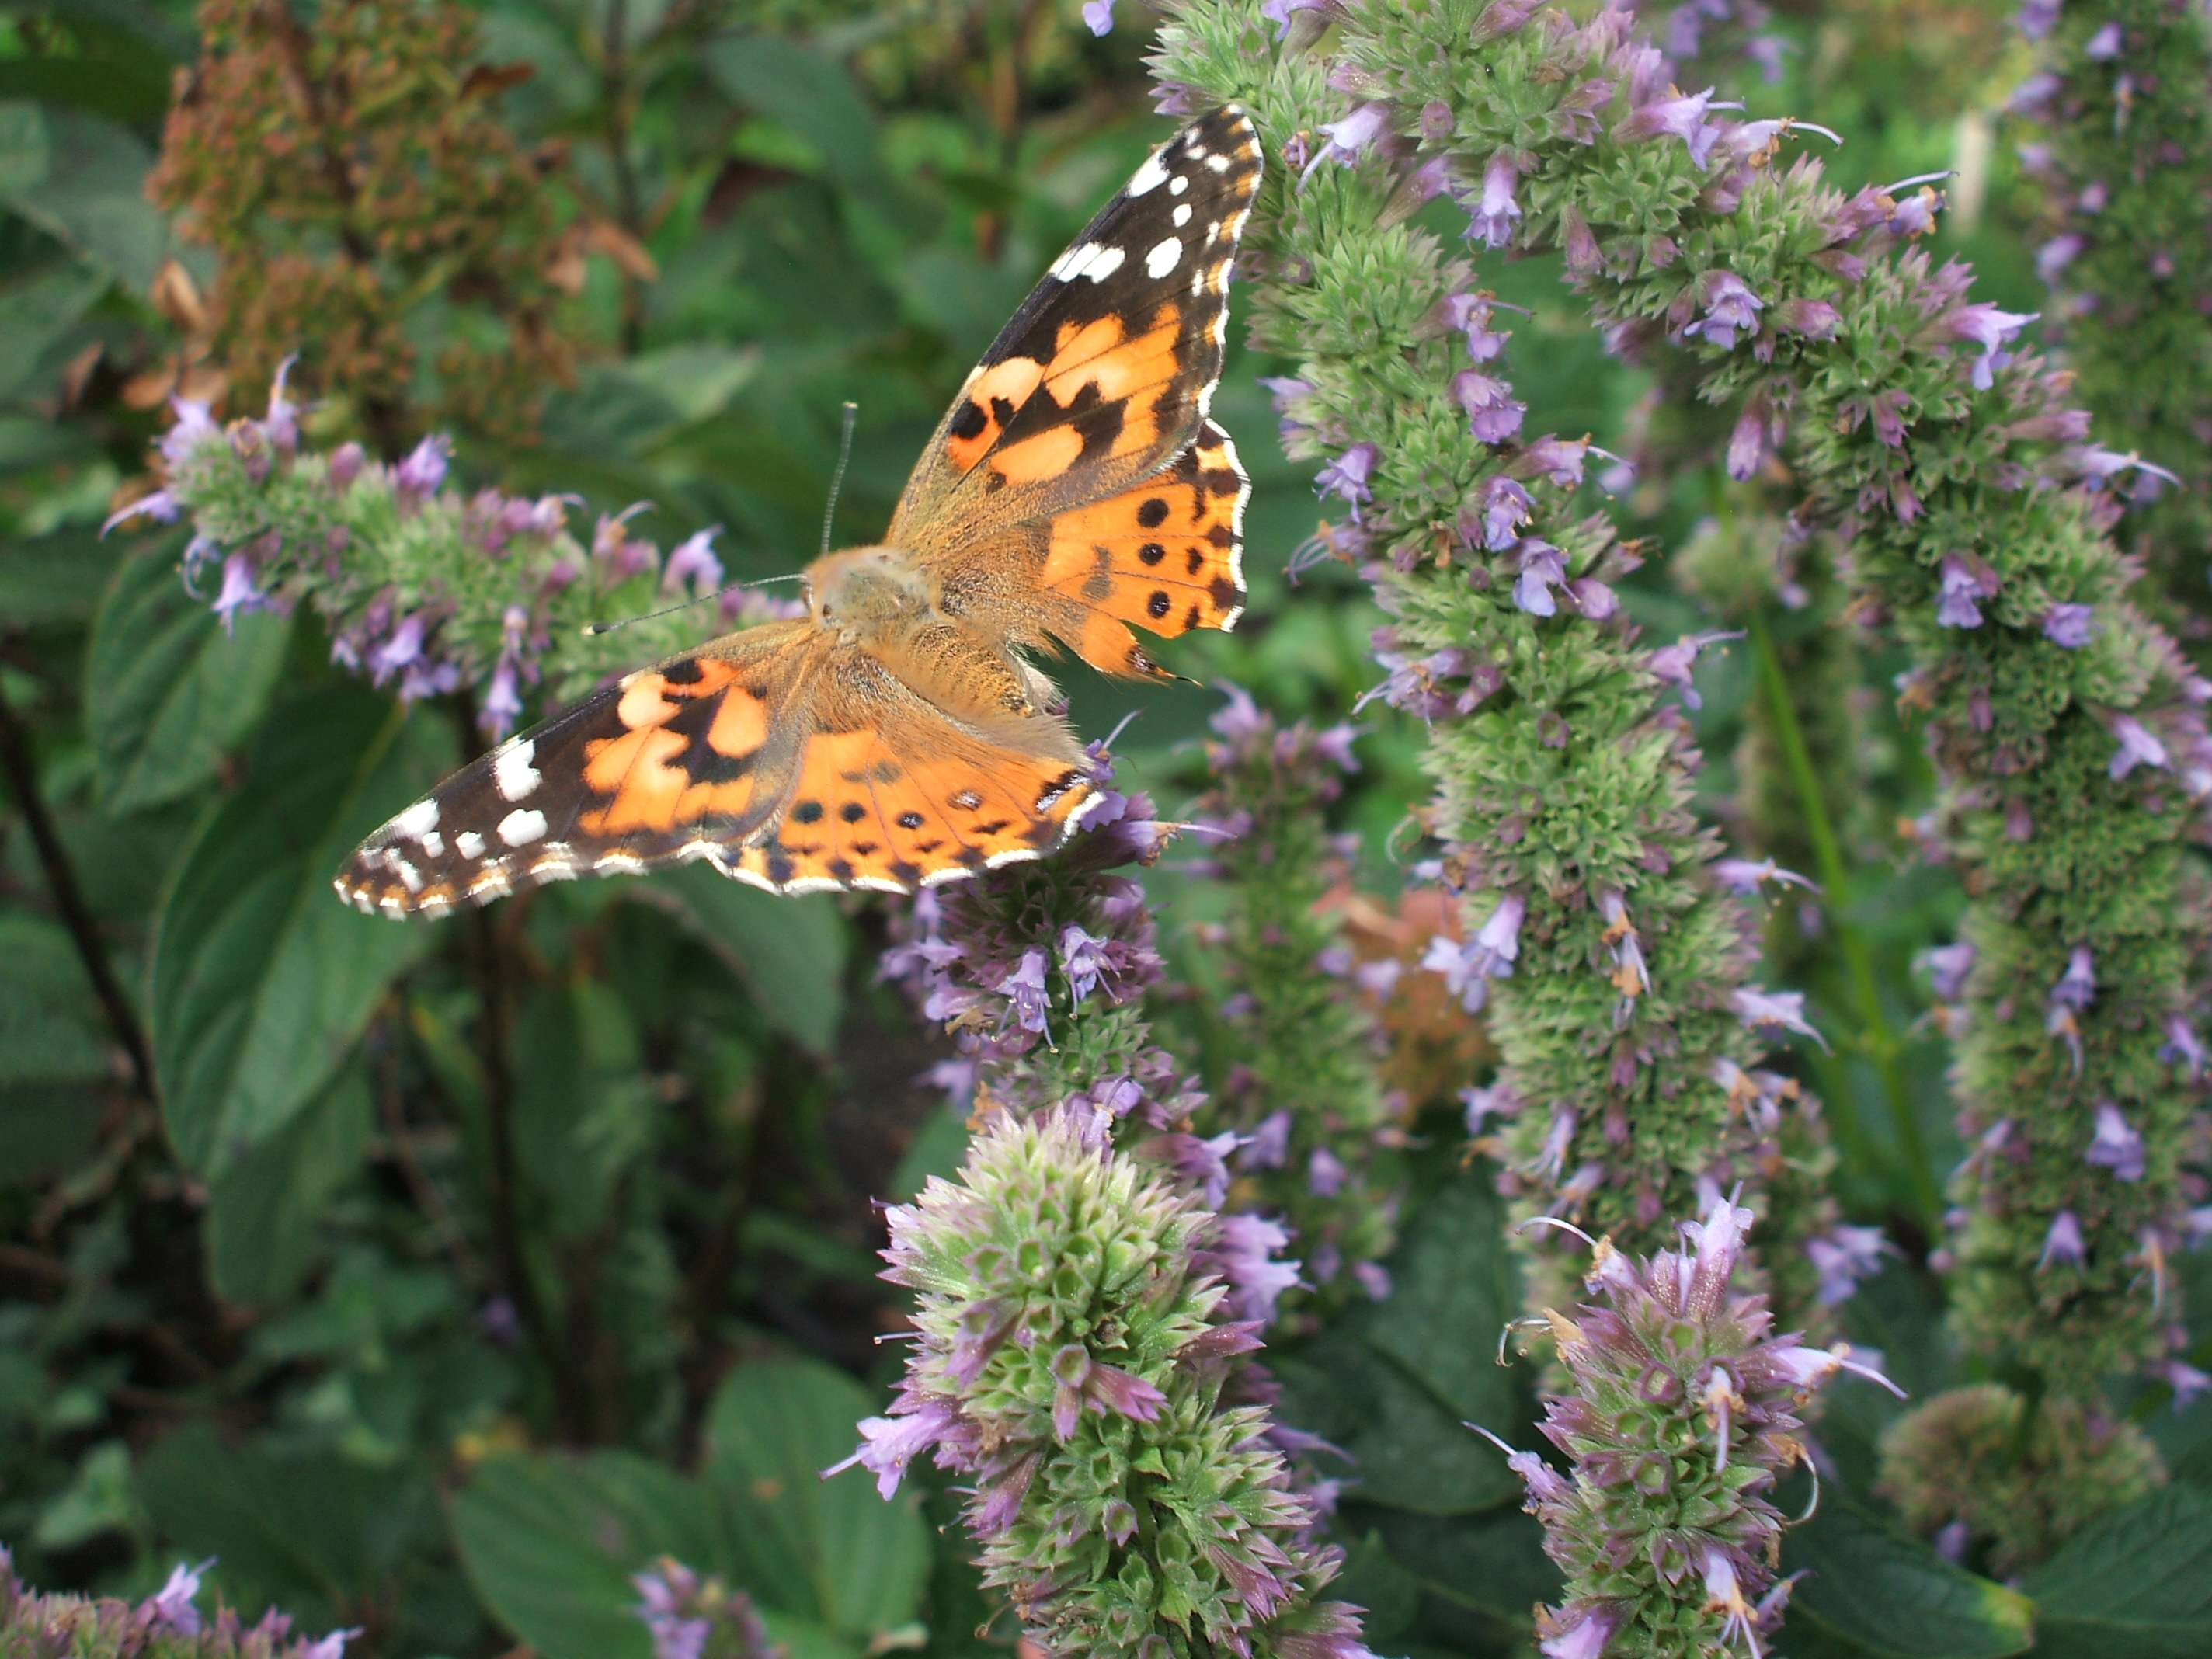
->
xmin=662 ymin=527 xmax=724 ymax=596
xmin=2085 ymin=1102 xmax=2146 ymax=1181
xmin=2043 ymin=603 xmax=2095 ymax=647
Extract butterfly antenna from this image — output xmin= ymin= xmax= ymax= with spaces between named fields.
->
xmin=582 ymin=573 xmax=803 ymax=637
xmin=821 ymin=401 xmax=859 ymax=558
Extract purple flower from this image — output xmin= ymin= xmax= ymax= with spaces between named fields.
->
xmin=662 ymin=527 xmax=724 ymax=596
xmin=1540 ymin=1603 xmax=1627 ymax=1659
xmin=2038 ymin=1209 xmax=2086 ymax=1269
xmin=1712 ymin=857 xmax=1817 ymax=896
xmin=2037 ymin=233 xmax=2085 ymax=284
xmin=1470 ymin=476 xmax=1533 ymax=549
xmin=1057 ymin=924 xmax=1115 ymax=1006
xmin=1515 ymin=435 xmax=1591 ymax=489
xmin=1775 ymin=297 xmax=1842 ymax=339
xmin=1308 ymin=1146 xmax=1348 ymax=1198
xmin=2085 ymin=1101 xmax=2146 ymax=1181
xmin=1513 ymin=541 xmax=1567 ymax=616
xmin=1683 ymin=270 xmax=1765 ymax=351
xmin=1616 ymin=85 xmax=1729 ymax=169
xmin=158 ymin=395 xmax=221 ymax=470
xmin=103 ymin=489 xmax=178 ymax=533
xmin=1806 ymin=1225 xmax=1894 ymax=1305
xmin=1454 ymin=371 xmax=1527 ymax=444
xmin=328 ymin=440 xmax=365 ymax=488
xmin=211 ymin=553 xmax=273 ymax=632
xmin=1461 ymin=1082 xmax=1517 ymax=1134
xmin=1242 ymin=1109 xmax=1292 ymax=1170
xmin=2110 ymin=714 xmax=2170 ymax=779
xmin=264 ymin=354 xmax=301 ymax=452
xmin=1000 ymin=948 xmax=1051 ymax=1034
xmin=1647 ymin=629 xmax=1741 ymax=711
xmin=1082 ymin=0 xmax=1113 ymax=30
xmin=1308 ymin=103 xmax=1390 ymax=175
xmin=1157 ymin=1129 xmax=1242 ymax=1207
xmin=1261 ymin=0 xmax=1341 ymax=37
xmin=2084 ymin=20 xmax=2122 ymax=57
xmin=395 ymin=433 xmax=452 ymax=496
xmin=483 ymin=657 xmax=523 ymax=737
xmin=1212 ymin=1213 xmax=1303 ymax=1324
xmin=1468 ymin=154 xmax=1524 ymax=249
xmin=1732 ymin=986 xmax=1827 ymax=1049
xmin=2161 ymin=1358 xmax=2212 ymax=1410
xmin=2043 ymin=603 xmax=2095 ymax=647
xmin=1354 ymin=1260 xmax=1393 ymax=1299
xmin=824 ymin=1396 xmax=960 ymax=1499
xmin=2159 ymin=1014 xmax=2206 ymax=1079
xmin=300 ymin=1632 xmax=364 ymax=1659
xmin=2020 ymin=0 xmax=2061 ymax=36
xmin=1315 ymin=442 xmax=1380 ymax=511
xmin=1944 ymin=303 xmax=2036 ymax=391
xmin=2010 ymin=70 xmax=2063 ymax=114
xmin=141 ymin=1560 xmax=214 ymax=1636
xmin=1937 ymin=553 xmax=1998 ymax=628
xmin=1471 ymin=892 xmax=1528 ymax=980
xmin=1922 ymin=941 xmax=1975 ymax=1000
xmin=1727 ymin=405 xmax=1769 ymax=481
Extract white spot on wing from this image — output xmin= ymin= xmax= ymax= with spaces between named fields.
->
xmin=498 ymin=808 xmax=548 ymax=847
xmin=394 ymin=798 xmax=440 ymax=840
xmin=457 ymin=831 xmax=486 ymax=860
xmin=1050 ymin=242 xmax=1127 ymax=284
xmin=494 ymin=739 xmax=540 ymax=802
xmin=1126 ymin=149 xmax=1170 ymax=195
xmin=1170 ymin=175 xmax=1189 ymax=197
xmin=1146 ymin=237 xmax=1182 ymax=279
xmin=1173 ymin=203 xmax=1192 ymax=227
xmin=1205 ymin=152 xmax=1232 ymax=172
xmin=421 ymin=832 xmax=444 ymax=858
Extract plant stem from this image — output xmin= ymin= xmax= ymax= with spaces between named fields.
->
xmin=0 ymin=676 xmax=157 ymax=1102
xmin=1746 ymin=605 xmax=1937 ymax=1223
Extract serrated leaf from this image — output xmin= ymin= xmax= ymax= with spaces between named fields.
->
xmin=203 ymin=1065 xmax=371 ymax=1305
xmin=2020 ymin=1483 xmax=2212 ymax=1659
xmin=701 ymin=1357 xmax=931 ymax=1638
xmin=150 ymin=687 xmax=451 ymax=1178
xmin=86 ymin=539 xmax=293 ymax=815
xmin=638 ymin=863 xmax=847 ymax=1056
xmin=1784 ymin=1493 xmax=2035 ymax=1659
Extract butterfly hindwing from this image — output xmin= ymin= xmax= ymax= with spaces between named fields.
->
xmin=338 ymin=623 xmax=819 ymax=916
xmin=891 ymin=106 xmax=1263 ymax=552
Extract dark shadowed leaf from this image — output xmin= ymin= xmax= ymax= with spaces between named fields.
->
xmin=1346 ymin=1501 xmax=1560 ymax=1621
xmin=1784 ymin=1492 xmax=2035 ymax=1658
xmin=1271 ymin=1334 xmax=1516 ymax=1515
xmin=638 ymin=864 xmax=847 ymax=1056
xmin=1358 ymin=1171 xmax=1520 ymax=1424
xmin=151 ymin=687 xmax=452 ymax=1177
xmin=0 ymin=106 xmax=167 ymax=288
xmin=87 ymin=538 xmax=292 ymax=815
xmin=0 ymin=260 xmax=110 ymax=402
xmin=702 ymin=1356 xmax=931 ymax=1638
xmin=0 ymin=523 xmax=123 ymax=625
xmin=2020 ymin=1483 xmax=2212 ymax=1659
xmin=138 ymin=1421 xmax=440 ymax=1633
xmin=203 ymin=1064 xmax=372 ymax=1305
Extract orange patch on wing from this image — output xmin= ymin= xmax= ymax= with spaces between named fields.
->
xmin=993 ymin=423 xmax=1087 ymax=486
xmin=579 ymin=660 xmax=776 ymax=837
xmin=946 ymin=357 xmax=1048 ymax=475
xmin=1040 ymin=419 xmax=1247 ymax=676
xmin=741 ymin=729 xmax=1093 ymax=891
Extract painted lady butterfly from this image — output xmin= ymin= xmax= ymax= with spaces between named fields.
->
xmin=338 ymin=106 xmax=1262 ymax=916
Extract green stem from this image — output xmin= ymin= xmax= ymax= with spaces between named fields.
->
xmin=1745 ymin=606 xmax=1938 ymax=1224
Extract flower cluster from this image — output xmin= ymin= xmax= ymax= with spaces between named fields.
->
xmin=2009 ymin=0 xmax=2212 ymax=619
xmin=1490 ymin=1197 xmax=1898 ymax=1659
xmin=832 ymin=1110 xmax=1374 ymax=1659
xmin=1153 ymin=0 xmax=1843 ymax=1333
xmin=1181 ymin=686 xmax=1407 ymax=1323
xmin=113 ymin=381 xmax=797 ymax=737
xmin=0 ymin=1552 xmax=358 ymax=1659
xmin=631 ymin=1558 xmax=780 ymax=1659
xmin=882 ymin=755 xmax=1309 ymax=1329
xmin=1875 ymin=1383 xmax=2166 ymax=1576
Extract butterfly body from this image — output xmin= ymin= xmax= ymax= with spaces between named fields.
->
xmin=339 ymin=106 xmax=1262 ymax=917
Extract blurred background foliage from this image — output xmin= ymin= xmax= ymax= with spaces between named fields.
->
xmin=0 ymin=0 xmax=2204 ymax=1651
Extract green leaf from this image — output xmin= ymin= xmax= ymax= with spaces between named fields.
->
xmin=701 ymin=1357 xmax=931 ymax=1638
xmin=638 ymin=863 xmax=847 ymax=1056
xmin=2020 ymin=1483 xmax=2212 ymax=1659
xmin=0 ymin=524 xmax=123 ymax=624
xmin=511 ymin=975 xmax=656 ymax=1236
xmin=203 ymin=1065 xmax=372 ymax=1305
xmin=137 ymin=1421 xmax=438 ymax=1630
xmin=0 ymin=57 xmax=171 ymax=123
xmin=1356 ymin=1171 xmax=1520 ymax=1424
xmin=86 ymin=539 xmax=293 ymax=815
xmin=0 ymin=976 xmax=107 ymax=1084
xmin=1344 ymin=1501 xmax=1560 ymax=1621
xmin=0 ymin=260 xmax=110 ymax=402
xmin=1272 ymin=1334 xmax=1517 ymax=1515
xmin=1784 ymin=1492 xmax=2036 ymax=1659
xmin=0 ymin=100 xmax=48 ymax=195
xmin=151 ymin=687 xmax=451 ymax=1178
xmin=451 ymin=1451 xmax=717 ymax=1659
xmin=0 ymin=106 xmax=166 ymax=290
xmin=699 ymin=39 xmax=886 ymax=204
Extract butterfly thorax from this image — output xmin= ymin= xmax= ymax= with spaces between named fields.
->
xmin=805 ymin=544 xmax=1051 ymax=727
